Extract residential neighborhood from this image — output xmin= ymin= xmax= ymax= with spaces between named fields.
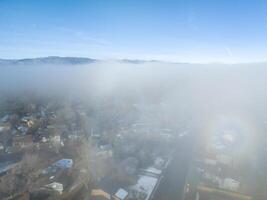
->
xmin=0 ymin=94 xmax=178 ymax=200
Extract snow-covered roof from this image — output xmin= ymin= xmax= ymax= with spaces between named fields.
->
xmin=114 ymin=188 xmax=128 ymax=200
xmin=45 ymin=182 xmax=63 ymax=194
xmin=54 ymin=159 xmax=73 ymax=169
xmin=130 ymin=175 xmax=158 ymax=200
xmin=143 ymin=167 xmax=162 ymax=176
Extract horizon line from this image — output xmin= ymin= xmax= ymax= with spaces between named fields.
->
xmin=0 ymin=56 xmax=267 ymax=65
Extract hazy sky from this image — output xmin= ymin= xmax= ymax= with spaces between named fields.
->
xmin=1 ymin=0 xmax=267 ymax=63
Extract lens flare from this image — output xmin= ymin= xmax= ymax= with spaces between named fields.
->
xmin=202 ymin=114 xmax=258 ymax=162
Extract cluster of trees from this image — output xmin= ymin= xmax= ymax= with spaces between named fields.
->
xmin=0 ymin=151 xmax=40 ymax=198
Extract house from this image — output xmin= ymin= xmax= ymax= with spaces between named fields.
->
xmin=50 ymin=134 xmax=61 ymax=145
xmin=45 ymin=182 xmax=64 ymax=194
xmin=91 ymin=188 xmax=128 ymax=200
xmin=12 ymin=135 xmax=33 ymax=149
xmin=114 ymin=188 xmax=128 ymax=200
xmin=129 ymin=175 xmax=159 ymax=200
xmin=41 ymin=137 xmax=48 ymax=143
xmin=54 ymin=159 xmax=73 ymax=169
xmin=21 ymin=116 xmax=35 ymax=128
xmin=141 ymin=167 xmax=162 ymax=178
xmin=41 ymin=159 xmax=73 ymax=175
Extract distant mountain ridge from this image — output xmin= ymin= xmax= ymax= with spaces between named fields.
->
xmin=0 ymin=56 xmax=163 ymax=66
xmin=0 ymin=56 xmax=97 ymax=65
xmin=1 ymin=56 xmax=243 ymax=66
xmin=0 ymin=56 xmax=266 ymax=66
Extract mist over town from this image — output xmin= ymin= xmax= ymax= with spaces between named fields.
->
xmin=1 ymin=0 xmax=267 ymax=199
xmin=0 ymin=57 xmax=266 ymax=200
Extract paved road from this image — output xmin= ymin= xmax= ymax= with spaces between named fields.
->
xmin=152 ymin=133 xmax=195 ymax=200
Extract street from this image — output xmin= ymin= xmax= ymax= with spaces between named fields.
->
xmin=152 ymin=133 xmax=195 ymax=200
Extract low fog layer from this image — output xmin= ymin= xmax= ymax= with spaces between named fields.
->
xmin=1 ymin=60 xmax=267 ymax=118
xmin=1 ymin=59 xmax=267 ymax=141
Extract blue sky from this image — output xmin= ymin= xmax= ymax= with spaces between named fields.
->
xmin=0 ymin=0 xmax=267 ymax=63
